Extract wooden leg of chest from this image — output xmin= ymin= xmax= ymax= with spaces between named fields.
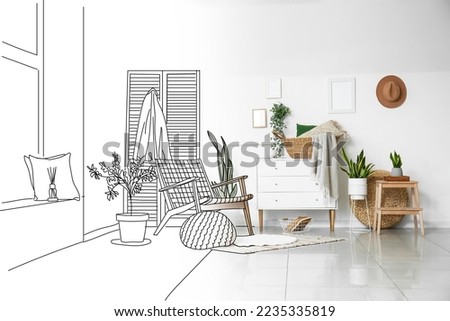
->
xmin=329 ymin=209 xmax=336 ymax=232
xmin=258 ymin=209 xmax=264 ymax=232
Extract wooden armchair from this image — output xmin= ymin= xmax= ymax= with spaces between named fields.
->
xmin=154 ymin=159 xmax=254 ymax=236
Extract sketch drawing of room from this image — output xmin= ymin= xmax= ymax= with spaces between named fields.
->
xmin=1 ymin=0 xmax=450 ymax=320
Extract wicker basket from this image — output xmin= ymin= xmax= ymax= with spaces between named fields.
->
xmin=353 ymin=169 xmax=406 ymax=229
xmin=273 ymin=131 xmax=313 ymax=159
xmin=279 ymin=216 xmax=312 ymax=233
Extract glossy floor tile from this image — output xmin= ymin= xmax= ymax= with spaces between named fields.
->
xmin=169 ymin=227 xmax=450 ymax=301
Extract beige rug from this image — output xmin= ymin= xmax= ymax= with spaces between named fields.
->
xmin=213 ymin=234 xmax=347 ymax=254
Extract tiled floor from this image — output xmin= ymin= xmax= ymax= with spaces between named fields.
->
xmin=4 ymin=225 xmax=450 ymax=320
xmin=168 ymin=227 xmax=450 ymax=301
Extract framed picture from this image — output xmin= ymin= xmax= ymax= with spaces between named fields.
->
xmin=328 ymin=77 xmax=356 ymax=113
xmin=266 ymin=78 xmax=282 ymax=99
xmin=252 ymin=109 xmax=267 ymax=128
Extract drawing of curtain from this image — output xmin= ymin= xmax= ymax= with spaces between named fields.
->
xmin=133 ymin=88 xmax=171 ymax=160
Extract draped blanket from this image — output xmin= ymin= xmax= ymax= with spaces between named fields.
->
xmin=133 ymin=88 xmax=171 ymax=160
xmin=310 ymin=132 xmax=339 ymax=203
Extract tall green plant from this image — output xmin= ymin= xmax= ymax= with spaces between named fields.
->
xmin=207 ymin=130 xmax=237 ymax=198
xmin=390 ymin=151 xmax=402 ymax=168
xmin=269 ymin=102 xmax=291 ymax=158
xmin=340 ymin=148 xmax=375 ymax=178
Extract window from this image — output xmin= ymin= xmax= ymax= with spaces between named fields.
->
xmin=1 ymin=1 xmax=44 ymax=202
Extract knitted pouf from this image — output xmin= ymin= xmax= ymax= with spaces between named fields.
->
xmin=180 ymin=211 xmax=237 ymax=250
xmin=353 ymin=170 xmax=407 ymax=229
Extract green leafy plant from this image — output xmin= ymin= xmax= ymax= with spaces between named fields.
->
xmin=390 ymin=151 xmax=402 ymax=168
xmin=269 ymin=102 xmax=291 ymax=158
xmin=87 ymin=152 xmax=157 ymax=214
xmin=340 ymin=148 xmax=375 ymax=178
xmin=207 ymin=130 xmax=237 ymax=198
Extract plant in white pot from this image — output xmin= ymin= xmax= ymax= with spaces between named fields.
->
xmin=340 ymin=148 xmax=375 ymax=200
xmin=87 ymin=152 xmax=157 ymax=245
xmin=389 ymin=151 xmax=403 ymax=176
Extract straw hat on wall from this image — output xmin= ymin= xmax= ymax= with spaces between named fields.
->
xmin=376 ymin=75 xmax=407 ymax=108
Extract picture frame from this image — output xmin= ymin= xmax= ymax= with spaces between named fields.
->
xmin=328 ymin=77 xmax=356 ymax=113
xmin=266 ymin=78 xmax=282 ymax=99
xmin=252 ymin=109 xmax=267 ymax=128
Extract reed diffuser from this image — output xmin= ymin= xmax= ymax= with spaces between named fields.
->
xmin=47 ymin=167 xmax=58 ymax=202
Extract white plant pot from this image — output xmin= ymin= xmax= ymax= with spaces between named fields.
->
xmin=391 ymin=167 xmax=403 ymax=176
xmin=348 ymin=178 xmax=367 ymax=200
xmin=116 ymin=213 xmax=149 ymax=243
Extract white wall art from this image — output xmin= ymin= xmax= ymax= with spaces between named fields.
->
xmin=328 ymin=77 xmax=356 ymax=113
xmin=252 ymin=108 xmax=267 ymax=128
xmin=266 ymin=78 xmax=282 ymax=99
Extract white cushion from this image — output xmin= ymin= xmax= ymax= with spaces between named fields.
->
xmin=25 ymin=153 xmax=80 ymax=201
xmin=299 ymin=120 xmax=346 ymax=138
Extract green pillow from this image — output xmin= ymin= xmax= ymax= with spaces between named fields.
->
xmin=296 ymin=123 xmax=316 ymax=137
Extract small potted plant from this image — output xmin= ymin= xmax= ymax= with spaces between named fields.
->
xmin=269 ymin=102 xmax=291 ymax=158
xmin=389 ymin=151 xmax=403 ymax=176
xmin=87 ymin=152 xmax=157 ymax=244
xmin=340 ymin=148 xmax=375 ymax=200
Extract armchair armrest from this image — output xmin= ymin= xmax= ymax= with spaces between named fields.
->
xmin=211 ymin=175 xmax=248 ymax=189
xmin=159 ymin=177 xmax=198 ymax=192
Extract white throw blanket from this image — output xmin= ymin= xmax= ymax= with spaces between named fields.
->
xmin=310 ymin=132 xmax=339 ymax=203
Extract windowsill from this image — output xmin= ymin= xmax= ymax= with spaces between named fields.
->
xmin=0 ymin=198 xmax=76 ymax=212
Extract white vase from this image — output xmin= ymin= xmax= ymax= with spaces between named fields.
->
xmin=348 ymin=178 xmax=367 ymax=200
xmin=391 ymin=167 xmax=403 ymax=176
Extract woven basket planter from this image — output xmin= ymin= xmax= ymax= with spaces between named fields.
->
xmin=353 ymin=170 xmax=407 ymax=229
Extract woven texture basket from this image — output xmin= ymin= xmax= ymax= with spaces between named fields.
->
xmin=273 ymin=131 xmax=313 ymax=159
xmin=279 ymin=216 xmax=312 ymax=233
xmin=353 ymin=170 xmax=406 ymax=229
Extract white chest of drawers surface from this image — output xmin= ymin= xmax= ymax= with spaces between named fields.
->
xmin=256 ymin=158 xmax=337 ymax=231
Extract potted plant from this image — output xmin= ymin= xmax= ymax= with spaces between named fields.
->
xmin=340 ymin=148 xmax=375 ymax=200
xmin=389 ymin=151 xmax=403 ymax=176
xmin=269 ymin=102 xmax=291 ymax=158
xmin=207 ymin=130 xmax=237 ymax=198
xmin=87 ymin=152 xmax=157 ymax=244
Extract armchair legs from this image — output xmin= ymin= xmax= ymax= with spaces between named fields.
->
xmin=154 ymin=214 xmax=172 ymax=236
xmin=155 ymin=206 xmax=254 ymax=236
xmin=243 ymin=201 xmax=254 ymax=235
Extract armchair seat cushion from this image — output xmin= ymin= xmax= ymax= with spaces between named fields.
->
xmin=180 ymin=211 xmax=237 ymax=250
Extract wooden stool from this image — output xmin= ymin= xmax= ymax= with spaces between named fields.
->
xmin=374 ymin=180 xmax=424 ymax=235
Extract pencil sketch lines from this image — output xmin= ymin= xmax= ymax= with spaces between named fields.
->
xmin=2 ymin=2 xmax=39 ymax=56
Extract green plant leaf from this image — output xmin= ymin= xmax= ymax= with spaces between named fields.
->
xmin=207 ymin=130 xmax=219 ymax=151
xmin=340 ymin=148 xmax=375 ymax=178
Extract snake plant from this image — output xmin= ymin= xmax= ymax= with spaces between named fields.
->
xmin=207 ymin=130 xmax=238 ymax=198
xmin=340 ymin=148 xmax=375 ymax=178
xmin=390 ymin=151 xmax=402 ymax=168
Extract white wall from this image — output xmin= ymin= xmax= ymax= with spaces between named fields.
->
xmin=76 ymin=0 xmax=450 ymax=230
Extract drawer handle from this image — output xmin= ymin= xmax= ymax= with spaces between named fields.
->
xmin=275 ymin=183 xmax=278 ymax=186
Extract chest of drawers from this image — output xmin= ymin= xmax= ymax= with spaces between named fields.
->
xmin=257 ymin=158 xmax=337 ymax=231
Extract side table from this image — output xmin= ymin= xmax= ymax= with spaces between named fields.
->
xmin=374 ymin=180 xmax=424 ymax=235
